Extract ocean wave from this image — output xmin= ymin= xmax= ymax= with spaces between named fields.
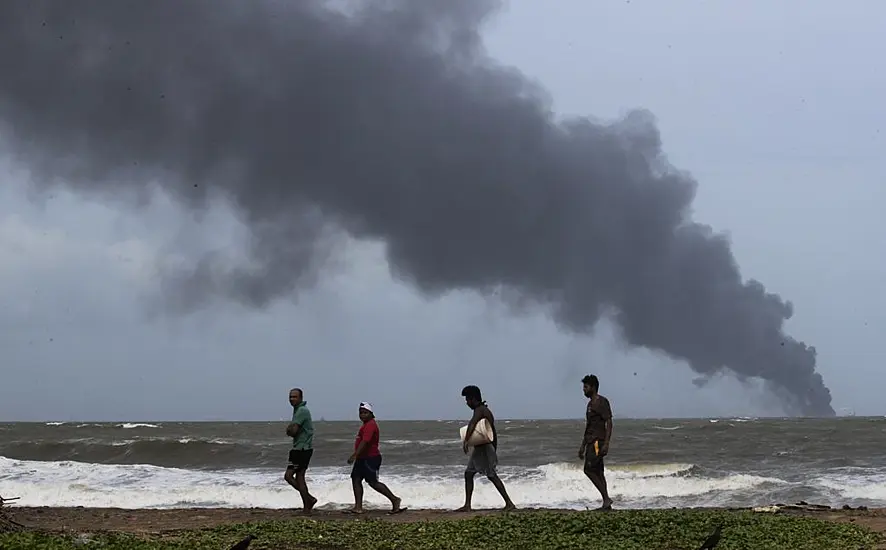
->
xmin=815 ymin=470 xmax=886 ymax=502
xmin=384 ymin=439 xmax=458 ymax=447
xmin=46 ymin=422 xmax=165 ymax=429
xmin=118 ymin=423 xmax=161 ymax=429
xmin=325 ymin=438 xmax=457 ymax=447
xmin=0 ymin=436 xmax=475 ymax=469
xmin=0 ymin=456 xmax=800 ymax=510
xmin=0 ymin=439 xmax=267 ymax=469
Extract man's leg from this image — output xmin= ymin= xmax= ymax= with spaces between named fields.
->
xmin=367 ymin=480 xmax=402 ymax=511
xmin=348 ymin=459 xmax=369 ymax=513
xmin=486 ymin=473 xmax=516 ymax=510
xmin=454 ymin=471 xmax=477 ymax=512
xmin=284 ymin=466 xmax=298 ymax=492
xmin=477 ymin=445 xmax=515 ymax=511
xmin=285 ymin=450 xmax=317 ymax=512
xmin=284 ymin=451 xmax=300 ymax=493
xmin=583 ymin=459 xmax=612 ymax=509
xmin=298 ymin=451 xmax=318 ymax=513
xmin=295 ymin=469 xmax=317 ymax=513
xmin=284 ymin=466 xmax=316 ymax=512
xmin=364 ymin=460 xmax=402 ymax=512
xmin=351 ymin=476 xmax=365 ymax=512
xmin=454 ymin=450 xmax=479 ymax=512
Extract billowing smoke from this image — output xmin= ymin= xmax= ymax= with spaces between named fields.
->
xmin=0 ymin=0 xmax=833 ymax=415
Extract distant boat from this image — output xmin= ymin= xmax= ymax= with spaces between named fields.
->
xmin=319 ymin=417 xmax=326 ymax=422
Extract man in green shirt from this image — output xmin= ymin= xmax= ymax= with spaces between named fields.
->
xmin=284 ymin=387 xmax=317 ymax=514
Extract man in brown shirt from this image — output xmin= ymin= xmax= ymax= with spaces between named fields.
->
xmin=578 ymin=374 xmax=613 ymax=509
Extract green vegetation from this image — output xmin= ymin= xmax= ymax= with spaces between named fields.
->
xmin=0 ymin=509 xmax=880 ymax=550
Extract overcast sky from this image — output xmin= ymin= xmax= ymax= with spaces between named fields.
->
xmin=1 ymin=1 xmax=883 ymax=421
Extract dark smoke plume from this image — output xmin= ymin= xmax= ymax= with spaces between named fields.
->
xmin=0 ymin=0 xmax=833 ymax=416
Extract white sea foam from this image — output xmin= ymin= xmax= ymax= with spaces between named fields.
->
xmin=327 ymin=438 xmax=458 ymax=447
xmin=0 ymin=456 xmax=788 ymax=510
xmin=815 ymin=470 xmax=886 ymax=501
xmin=384 ymin=439 xmax=457 ymax=447
xmin=117 ymin=423 xmax=161 ymax=429
xmin=175 ymin=438 xmax=237 ymax=445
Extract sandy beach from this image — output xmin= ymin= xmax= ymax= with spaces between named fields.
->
xmin=8 ymin=506 xmax=501 ymax=532
xmin=5 ymin=504 xmax=886 ymax=534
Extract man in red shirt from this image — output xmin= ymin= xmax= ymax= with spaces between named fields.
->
xmin=346 ymin=402 xmax=406 ymax=514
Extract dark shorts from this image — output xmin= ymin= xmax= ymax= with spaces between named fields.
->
xmin=351 ymin=455 xmax=382 ymax=484
xmin=584 ymin=440 xmax=604 ymax=473
xmin=287 ymin=449 xmax=313 ymax=472
xmin=465 ymin=443 xmax=499 ymax=478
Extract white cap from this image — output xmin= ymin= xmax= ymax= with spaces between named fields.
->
xmin=359 ymin=401 xmax=373 ymax=413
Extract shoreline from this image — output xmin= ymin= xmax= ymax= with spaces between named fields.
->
xmin=5 ymin=504 xmax=886 ymax=534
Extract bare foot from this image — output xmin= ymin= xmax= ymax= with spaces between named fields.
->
xmin=502 ymin=503 xmax=517 ymax=512
xmin=303 ymin=496 xmax=318 ymax=515
xmin=388 ymin=498 xmax=408 ymax=515
xmin=391 ymin=497 xmax=402 ymax=512
xmin=598 ymin=499 xmax=613 ymax=510
xmin=453 ymin=505 xmax=471 ymax=512
xmin=344 ymin=507 xmax=365 ymax=515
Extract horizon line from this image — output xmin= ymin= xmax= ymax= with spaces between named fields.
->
xmin=1 ymin=414 xmax=870 ymax=423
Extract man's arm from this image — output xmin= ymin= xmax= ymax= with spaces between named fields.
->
xmin=285 ymin=422 xmax=301 ymax=437
xmin=602 ymin=398 xmax=614 ymax=452
xmin=352 ymin=441 xmax=368 ymax=458
xmin=349 ymin=438 xmax=368 ymax=463
xmin=286 ymin=408 xmax=307 ymax=437
xmin=580 ymin=401 xmax=591 ymax=451
xmin=350 ymin=423 xmax=377 ymax=462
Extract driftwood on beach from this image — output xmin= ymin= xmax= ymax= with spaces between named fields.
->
xmin=0 ymin=495 xmax=26 ymax=533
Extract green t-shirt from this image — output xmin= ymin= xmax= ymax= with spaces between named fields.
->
xmin=290 ymin=401 xmax=314 ymax=450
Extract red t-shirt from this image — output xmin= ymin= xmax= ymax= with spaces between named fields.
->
xmin=354 ymin=419 xmax=381 ymax=458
